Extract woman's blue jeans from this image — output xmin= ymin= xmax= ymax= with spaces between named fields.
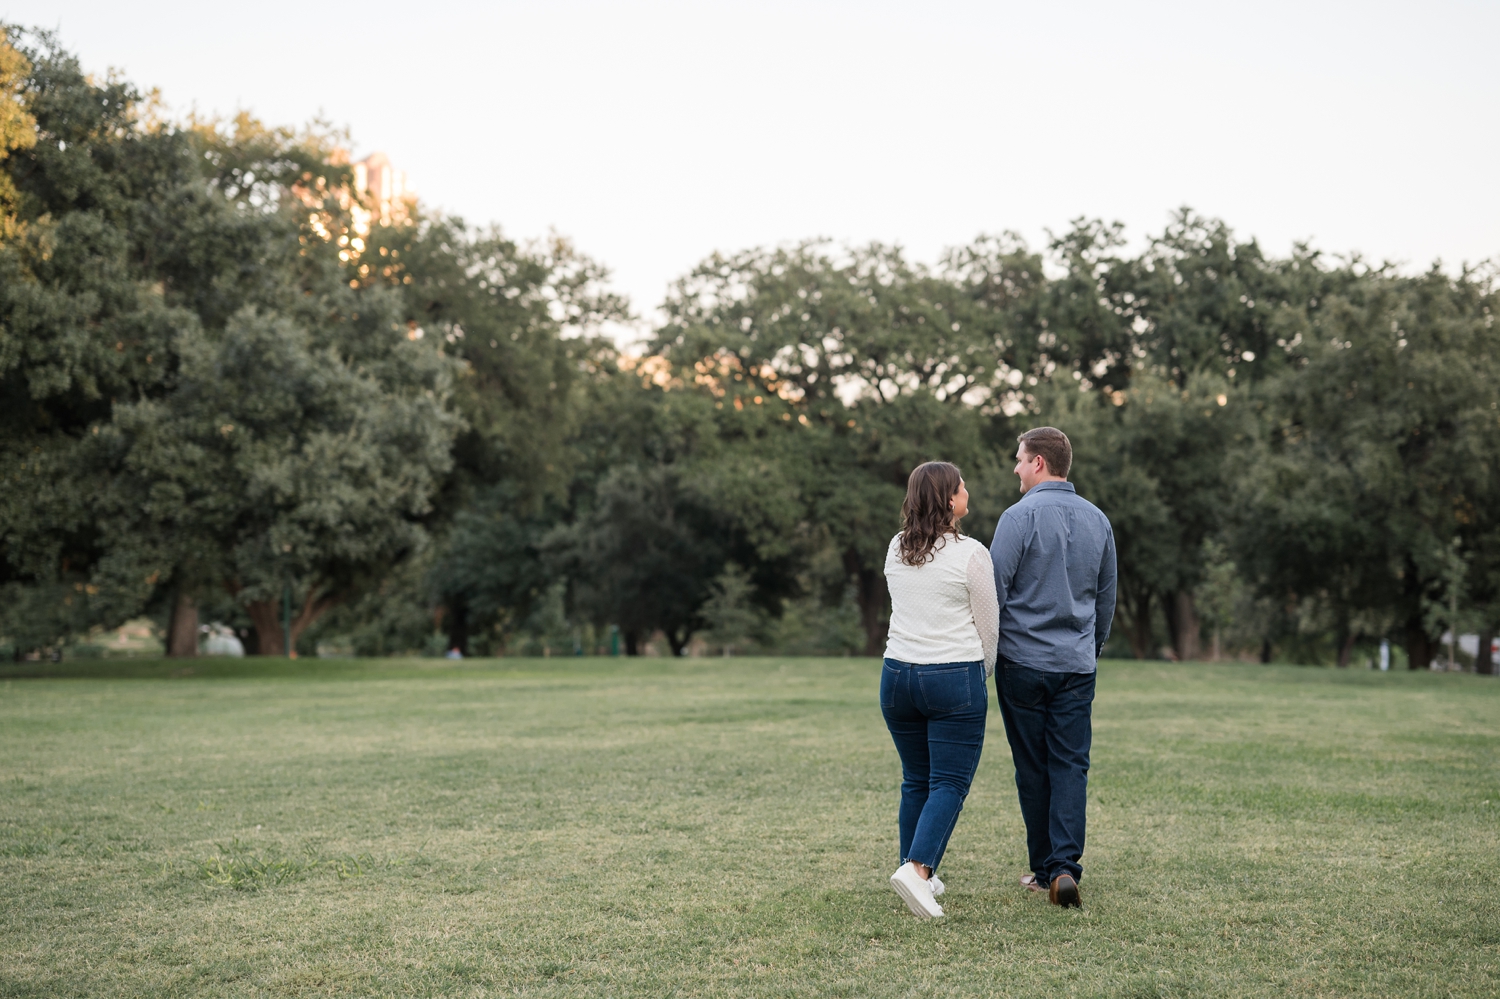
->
xmin=880 ymin=658 xmax=988 ymax=873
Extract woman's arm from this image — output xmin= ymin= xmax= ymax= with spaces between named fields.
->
xmin=966 ymin=545 xmax=1000 ymax=677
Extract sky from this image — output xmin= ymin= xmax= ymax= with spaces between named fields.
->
xmin=6 ymin=1 xmax=1497 ymax=342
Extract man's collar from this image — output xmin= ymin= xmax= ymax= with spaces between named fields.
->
xmin=1027 ymin=480 xmax=1076 ymax=495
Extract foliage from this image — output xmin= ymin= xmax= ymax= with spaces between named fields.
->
xmin=1049 ymin=371 xmax=1254 ymax=659
xmin=0 ymin=29 xmax=458 ymax=655
xmin=0 ymin=29 xmax=35 ymax=238
xmin=649 ymin=241 xmax=1010 ymax=653
xmin=0 ymin=30 xmax=202 ymax=652
xmin=544 ymin=463 xmax=750 ymax=656
xmin=374 ymin=215 xmax=627 ymax=505
xmin=102 ymin=304 xmax=459 ymax=653
xmin=398 ymin=224 xmax=629 ymax=654
xmin=4 ymin=32 xmax=1498 ymax=666
xmin=699 ymin=563 xmax=766 ymax=655
xmin=1233 ymin=265 xmax=1500 ymax=669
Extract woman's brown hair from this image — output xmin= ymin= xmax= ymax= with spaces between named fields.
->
xmin=897 ymin=461 xmax=963 ymax=566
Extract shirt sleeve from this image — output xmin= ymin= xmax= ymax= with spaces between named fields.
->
xmin=966 ymin=545 xmax=1000 ymax=677
xmin=989 ymin=509 xmax=1025 ymax=611
xmin=1094 ymin=521 xmax=1118 ymax=659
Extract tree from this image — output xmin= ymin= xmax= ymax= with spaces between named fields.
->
xmin=0 ymin=30 xmax=203 ymax=654
xmin=101 ymin=303 xmax=459 ymax=655
xmin=358 ymin=212 xmax=630 ymax=653
xmin=0 ymin=31 xmax=459 ymax=655
xmin=0 ymin=30 xmax=35 ymax=238
xmin=1235 ymin=266 xmax=1500 ymax=669
xmin=544 ymin=463 xmax=735 ymax=656
xmin=1045 ymin=371 xmax=1252 ymax=660
xmin=379 ymin=219 xmax=627 ymax=502
xmin=650 ymin=240 xmax=1030 ymax=653
xmin=1040 ymin=213 xmax=1346 ymax=659
xmin=427 ymin=481 xmax=560 ymax=655
xmin=700 ymin=563 xmax=764 ymax=655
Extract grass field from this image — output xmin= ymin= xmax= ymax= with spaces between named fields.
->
xmin=0 ymin=657 xmax=1496 ymax=998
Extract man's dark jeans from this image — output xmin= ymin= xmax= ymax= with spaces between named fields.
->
xmin=880 ymin=658 xmax=988 ymax=873
xmin=996 ymin=663 xmax=1095 ymax=885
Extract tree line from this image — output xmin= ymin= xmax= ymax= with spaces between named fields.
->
xmin=3 ymin=30 xmax=1498 ymax=671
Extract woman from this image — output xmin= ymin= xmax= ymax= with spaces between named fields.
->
xmin=881 ymin=461 xmax=998 ymax=920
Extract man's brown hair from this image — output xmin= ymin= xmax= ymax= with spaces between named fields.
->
xmin=1017 ymin=427 xmax=1072 ymax=479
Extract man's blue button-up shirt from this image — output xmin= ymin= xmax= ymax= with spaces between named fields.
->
xmin=989 ymin=480 xmax=1117 ymax=673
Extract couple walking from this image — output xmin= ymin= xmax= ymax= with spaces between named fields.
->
xmin=881 ymin=427 xmax=1117 ymax=919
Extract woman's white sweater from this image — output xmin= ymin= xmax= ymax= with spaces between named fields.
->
xmin=882 ymin=532 xmax=999 ymax=676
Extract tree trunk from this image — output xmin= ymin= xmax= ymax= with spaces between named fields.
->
xmin=845 ymin=549 xmax=890 ymax=657
xmin=1401 ymin=569 xmax=1433 ymax=670
xmin=1135 ymin=600 xmax=1155 ymax=659
xmin=445 ymin=601 xmax=469 ymax=657
xmin=1162 ymin=594 xmax=1179 ymax=660
xmin=245 ymin=600 xmax=285 ymax=656
xmin=1336 ymin=629 xmax=1358 ymax=668
xmin=1405 ymin=612 xmax=1435 ymax=671
xmin=623 ymin=630 xmax=640 ymax=656
xmin=166 ymin=591 xmax=198 ymax=658
xmin=1122 ymin=588 xmax=1152 ymax=657
xmin=1476 ymin=628 xmax=1495 ymax=675
xmin=245 ymin=589 xmax=335 ymax=657
xmin=1169 ymin=590 xmax=1201 ymax=662
xmin=1260 ymin=637 xmax=1273 ymax=664
xmin=288 ymin=588 xmax=335 ymax=655
xmin=667 ymin=629 xmax=687 ymax=657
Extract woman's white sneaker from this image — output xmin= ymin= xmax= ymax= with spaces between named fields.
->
xmin=890 ymin=862 xmax=945 ymax=919
xmin=928 ymin=874 xmax=945 ymax=896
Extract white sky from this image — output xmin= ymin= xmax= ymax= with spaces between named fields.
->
xmin=6 ymin=1 xmax=1498 ymax=342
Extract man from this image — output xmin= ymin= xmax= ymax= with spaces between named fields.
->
xmin=990 ymin=427 xmax=1116 ymax=909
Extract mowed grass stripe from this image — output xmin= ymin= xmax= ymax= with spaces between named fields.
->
xmin=0 ymin=658 xmax=1496 ymax=997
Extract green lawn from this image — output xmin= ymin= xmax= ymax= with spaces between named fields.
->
xmin=0 ymin=657 xmax=1496 ymax=998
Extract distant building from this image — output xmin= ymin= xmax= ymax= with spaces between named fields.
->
xmin=292 ymin=150 xmax=415 ymax=241
xmin=351 ymin=152 xmax=412 ymax=227
xmin=286 ymin=150 xmax=415 ymax=297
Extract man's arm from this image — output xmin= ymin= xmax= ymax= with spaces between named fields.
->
xmin=1094 ymin=522 xmax=1117 ymax=659
xmin=990 ymin=509 xmax=1026 ymax=609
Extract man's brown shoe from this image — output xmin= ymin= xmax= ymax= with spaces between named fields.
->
xmin=1048 ymin=873 xmax=1080 ymax=908
xmin=1020 ymin=874 xmax=1046 ymax=893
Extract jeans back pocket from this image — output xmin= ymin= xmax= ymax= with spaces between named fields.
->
xmin=1002 ymin=665 xmax=1055 ymax=709
xmin=916 ymin=666 xmax=973 ymax=714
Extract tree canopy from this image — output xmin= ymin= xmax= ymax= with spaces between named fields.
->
xmin=3 ymin=30 xmax=1497 ymax=672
